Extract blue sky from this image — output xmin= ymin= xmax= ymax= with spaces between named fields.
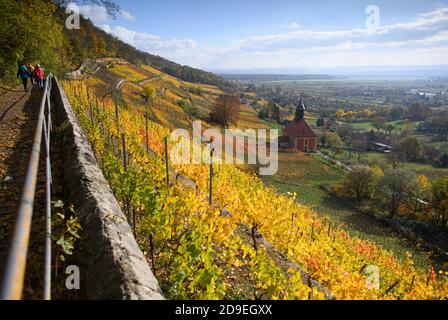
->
xmin=70 ymin=0 xmax=448 ymax=70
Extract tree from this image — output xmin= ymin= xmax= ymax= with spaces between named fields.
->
xmin=387 ymin=148 xmax=404 ymax=169
xmin=319 ymin=134 xmax=327 ymax=148
xmin=377 ymin=169 xmax=416 ymax=218
xmin=350 ymin=135 xmax=367 ymax=163
xmin=210 ymin=95 xmax=240 ymax=127
xmin=439 ymin=153 xmax=448 ymax=168
xmin=258 ymin=106 xmax=269 ymax=120
xmin=431 ymin=177 xmax=448 ymax=227
xmin=335 ymin=109 xmax=345 ymax=119
xmin=362 ymin=108 xmax=374 ymax=120
xmin=373 ymin=117 xmax=386 ymax=132
xmin=385 ymin=124 xmax=395 ymax=136
xmin=408 ymin=102 xmax=432 ymax=121
xmin=387 ymin=106 xmax=405 ymax=121
xmin=398 ymin=137 xmax=422 ymax=162
xmin=269 ymin=103 xmax=281 ymax=123
xmin=324 ymin=132 xmax=343 ymax=150
xmin=343 ymin=166 xmax=377 ymax=201
xmin=0 ymin=0 xmax=68 ymax=81
xmin=316 ymin=118 xmax=325 ymax=127
xmin=407 ymin=175 xmax=431 ymax=217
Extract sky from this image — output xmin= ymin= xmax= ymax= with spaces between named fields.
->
xmin=69 ymin=0 xmax=448 ymax=72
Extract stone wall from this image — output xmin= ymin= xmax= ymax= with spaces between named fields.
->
xmin=51 ymin=77 xmax=164 ymax=300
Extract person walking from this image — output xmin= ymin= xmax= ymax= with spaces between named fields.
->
xmin=28 ymin=64 xmax=35 ymax=85
xmin=17 ymin=64 xmax=30 ymax=92
xmin=35 ymin=64 xmax=45 ymax=90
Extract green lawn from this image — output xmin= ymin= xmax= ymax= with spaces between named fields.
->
xmin=348 ymin=120 xmax=421 ymax=133
xmin=321 ymin=148 xmax=448 ymax=180
xmin=259 ymin=151 xmax=435 ymax=269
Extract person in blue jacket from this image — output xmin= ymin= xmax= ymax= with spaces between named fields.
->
xmin=17 ymin=63 xmax=30 ymax=92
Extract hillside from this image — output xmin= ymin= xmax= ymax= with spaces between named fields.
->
xmin=75 ymin=59 xmax=265 ymax=131
xmin=61 ymin=64 xmax=448 ymax=300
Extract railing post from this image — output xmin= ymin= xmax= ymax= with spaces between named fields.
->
xmin=122 ymin=134 xmax=127 ymax=171
xmin=145 ymin=111 xmax=149 ymax=154
xmin=114 ymin=91 xmax=119 ymax=126
xmin=164 ymin=137 xmax=169 ymax=186
xmin=209 ymin=148 xmax=214 ymax=205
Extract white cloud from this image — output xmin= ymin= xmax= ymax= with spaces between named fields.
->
xmin=67 ymin=3 xmax=136 ymax=23
xmin=100 ymin=25 xmax=197 ymax=63
xmin=232 ymin=7 xmax=448 ymax=50
xmin=119 ymin=10 xmax=136 ymax=21
xmin=283 ymin=21 xmax=300 ymax=29
xmin=93 ymin=6 xmax=448 ymax=70
xmin=67 ymin=3 xmax=109 ymax=23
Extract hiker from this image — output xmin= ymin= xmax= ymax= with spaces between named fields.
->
xmin=35 ymin=64 xmax=45 ymax=90
xmin=17 ymin=64 xmax=30 ymax=91
xmin=29 ymin=64 xmax=35 ymax=85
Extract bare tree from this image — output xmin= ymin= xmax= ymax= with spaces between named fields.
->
xmin=377 ymin=169 xmax=416 ymax=218
xmin=210 ymin=95 xmax=240 ymax=127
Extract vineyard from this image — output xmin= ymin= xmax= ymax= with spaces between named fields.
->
xmin=62 ymin=68 xmax=448 ymax=300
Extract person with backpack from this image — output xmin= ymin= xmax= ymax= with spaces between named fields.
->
xmin=28 ymin=64 xmax=35 ymax=85
xmin=17 ymin=64 xmax=30 ymax=91
xmin=35 ymin=64 xmax=45 ymax=90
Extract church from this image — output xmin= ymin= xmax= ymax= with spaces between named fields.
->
xmin=279 ymin=97 xmax=318 ymax=152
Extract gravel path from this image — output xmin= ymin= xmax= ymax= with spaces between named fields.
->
xmin=0 ymin=84 xmax=46 ymax=299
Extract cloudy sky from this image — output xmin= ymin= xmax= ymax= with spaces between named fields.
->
xmin=69 ymin=0 xmax=448 ymax=71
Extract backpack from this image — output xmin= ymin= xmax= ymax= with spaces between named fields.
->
xmin=19 ymin=66 xmax=28 ymax=76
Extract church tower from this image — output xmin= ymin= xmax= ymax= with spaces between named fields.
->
xmin=294 ymin=96 xmax=306 ymax=122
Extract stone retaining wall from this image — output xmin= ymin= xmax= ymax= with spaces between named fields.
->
xmin=52 ymin=77 xmax=164 ymax=300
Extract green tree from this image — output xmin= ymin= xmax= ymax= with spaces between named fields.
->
xmin=0 ymin=0 xmax=69 ymax=82
xmin=398 ymin=137 xmax=422 ymax=162
xmin=431 ymin=177 xmax=448 ymax=227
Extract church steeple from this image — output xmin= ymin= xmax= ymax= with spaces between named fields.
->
xmin=295 ymin=95 xmax=306 ymax=122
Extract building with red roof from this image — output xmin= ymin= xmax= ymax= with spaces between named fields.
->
xmin=281 ymin=97 xmax=318 ymax=152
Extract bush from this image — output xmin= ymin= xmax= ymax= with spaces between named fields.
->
xmin=342 ymin=166 xmax=377 ymax=201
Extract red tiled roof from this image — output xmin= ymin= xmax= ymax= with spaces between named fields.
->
xmin=283 ymin=119 xmax=317 ymax=138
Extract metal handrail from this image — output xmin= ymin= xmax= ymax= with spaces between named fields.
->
xmin=0 ymin=75 xmax=53 ymax=300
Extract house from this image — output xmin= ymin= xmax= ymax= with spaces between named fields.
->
xmin=280 ymin=97 xmax=318 ymax=152
xmin=324 ymin=119 xmax=340 ymax=132
xmin=370 ymin=142 xmax=392 ymax=153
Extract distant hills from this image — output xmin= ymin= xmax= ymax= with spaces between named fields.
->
xmin=216 ymin=65 xmax=448 ymax=78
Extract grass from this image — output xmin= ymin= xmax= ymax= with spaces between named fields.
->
xmin=321 ymin=147 xmax=448 ymax=180
xmin=257 ymin=150 xmax=435 ymax=269
xmin=349 ymin=120 xmax=421 ymax=133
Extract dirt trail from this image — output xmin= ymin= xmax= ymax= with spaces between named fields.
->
xmin=0 ymin=85 xmax=46 ymax=299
